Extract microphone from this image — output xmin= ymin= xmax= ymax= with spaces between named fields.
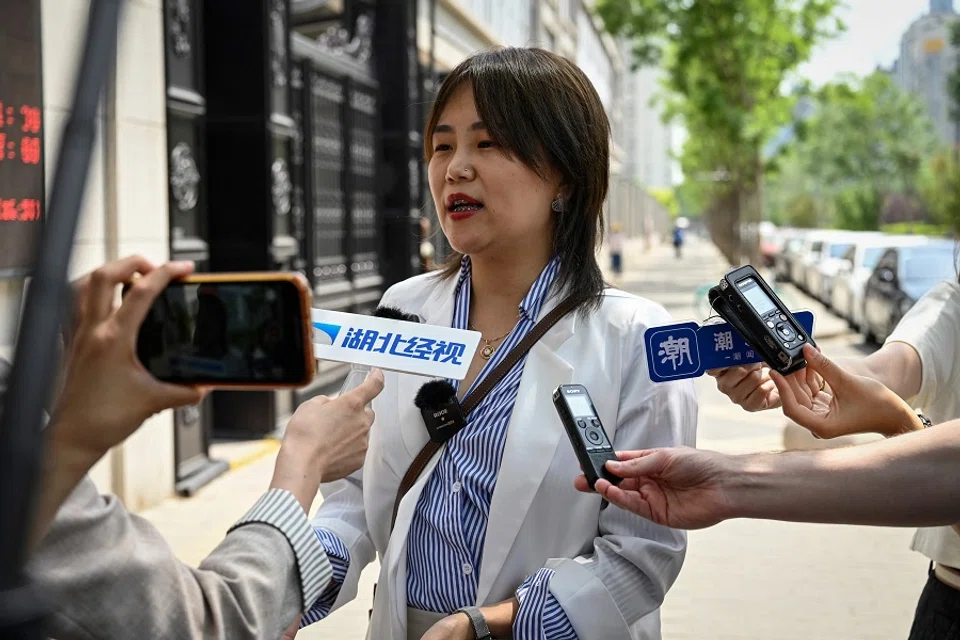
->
xmin=338 ymin=306 xmax=420 ymax=397
xmin=414 ymin=379 xmax=466 ymax=443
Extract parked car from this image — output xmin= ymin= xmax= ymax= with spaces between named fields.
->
xmin=860 ymin=240 xmax=959 ymax=343
xmin=775 ymin=231 xmax=807 ymax=282
xmin=831 ymin=235 xmax=930 ymax=329
xmin=805 ymin=233 xmax=873 ymax=304
xmin=791 ymin=230 xmax=851 ymax=292
xmin=759 ymin=223 xmax=784 ymax=268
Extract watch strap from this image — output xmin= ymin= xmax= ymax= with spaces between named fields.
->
xmin=456 ymin=606 xmax=493 ymax=640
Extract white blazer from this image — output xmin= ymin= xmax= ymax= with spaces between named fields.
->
xmin=310 ymin=272 xmax=698 ymax=639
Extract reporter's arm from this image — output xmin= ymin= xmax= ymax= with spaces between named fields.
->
xmin=30 ymin=476 xmax=329 ymax=640
xmin=729 ymin=418 xmax=960 ymax=527
xmin=836 ymin=342 xmax=922 ymax=402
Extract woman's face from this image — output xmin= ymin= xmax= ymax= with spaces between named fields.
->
xmin=428 ymin=84 xmax=562 ymax=260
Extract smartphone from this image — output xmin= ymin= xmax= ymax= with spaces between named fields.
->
xmin=131 ymin=272 xmax=315 ymax=388
xmin=552 ymin=384 xmax=621 ymax=490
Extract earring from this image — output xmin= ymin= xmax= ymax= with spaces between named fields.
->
xmin=551 ymin=194 xmax=564 ymax=213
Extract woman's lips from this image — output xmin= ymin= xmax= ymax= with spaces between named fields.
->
xmin=448 ymin=207 xmax=480 ymax=221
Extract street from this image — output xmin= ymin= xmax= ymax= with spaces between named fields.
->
xmin=142 ymin=235 xmax=929 ymax=639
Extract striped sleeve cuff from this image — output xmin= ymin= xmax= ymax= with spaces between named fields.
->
xmin=299 ymin=529 xmax=351 ymax=626
xmin=230 ymin=489 xmax=332 ymax=613
xmin=514 ymin=568 xmax=580 ymax=640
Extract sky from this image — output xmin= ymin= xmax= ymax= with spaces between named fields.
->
xmin=798 ymin=0 xmax=938 ymax=86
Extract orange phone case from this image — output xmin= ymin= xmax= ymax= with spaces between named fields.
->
xmin=165 ymin=272 xmax=316 ymax=390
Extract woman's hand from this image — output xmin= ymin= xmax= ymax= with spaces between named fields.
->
xmin=420 ymin=613 xmax=472 ymax=640
xmin=771 ymin=343 xmax=923 ymax=439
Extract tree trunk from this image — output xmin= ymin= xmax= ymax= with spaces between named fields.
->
xmin=705 ymin=188 xmax=741 ymax=265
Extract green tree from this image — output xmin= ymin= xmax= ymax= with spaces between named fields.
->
xmin=648 ymin=187 xmax=680 ymax=218
xmin=920 ymin=151 xmax=960 ymax=235
xmin=597 ymin=0 xmax=842 ymax=264
xmin=794 ymin=72 xmax=940 ymax=229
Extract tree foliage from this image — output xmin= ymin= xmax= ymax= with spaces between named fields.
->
xmin=648 ymin=187 xmax=680 ymax=218
xmin=920 ymin=151 xmax=960 ymax=236
xmin=797 ymin=73 xmax=940 ymax=195
xmin=596 ymin=0 xmax=843 ymax=262
xmin=765 ymin=72 xmax=940 ymax=231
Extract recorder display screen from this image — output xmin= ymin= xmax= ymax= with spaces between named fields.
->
xmin=736 ymin=277 xmax=777 ymax=316
xmin=136 ymin=280 xmax=306 ymax=383
xmin=565 ymin=393 xmax=594 ymax=417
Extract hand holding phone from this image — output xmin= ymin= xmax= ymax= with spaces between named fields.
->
xmin=132 ymin=272 xmax=315 ymax=388
xmin=553 ymin=384 xmax=621 ymax=490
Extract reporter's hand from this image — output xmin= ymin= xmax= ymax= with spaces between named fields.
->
xmin=271 ymin=369 xmax=384 ymax=510
xmin=52 ymin=256 xmax=205 ymax=461
xmin=574 ymin=447 xmax=735 ymax=530
xmin=771 ymin=343 xmax=922 ymax=439
xmin=707 ymin=363 xmax=781 ymax=412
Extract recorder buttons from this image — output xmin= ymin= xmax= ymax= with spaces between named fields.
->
xmin=576 ymin=419 xmax=587 ymax=429
xmin=776 ymin=323 xmax=795 ymax=344
xmin=585 ymin=428 xmax=604 ymax=446
xmin=589 ymin=418 xmax=601 ymax=429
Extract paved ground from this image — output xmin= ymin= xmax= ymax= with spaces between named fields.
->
xmin=141 ymin=234 xmax=929 ymax=639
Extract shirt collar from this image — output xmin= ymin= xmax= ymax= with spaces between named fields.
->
xmin=454 ymin=255 xmax=561 ymax=322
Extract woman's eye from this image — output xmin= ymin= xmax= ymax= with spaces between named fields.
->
xmin=478 ymin=140 xmax=497 ymax=149
xmin=433 ymin=143 xmax=452 ymax=152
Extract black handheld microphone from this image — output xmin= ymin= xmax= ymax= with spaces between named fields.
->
xmin=414 ymin=380 xmax=467 ymax=444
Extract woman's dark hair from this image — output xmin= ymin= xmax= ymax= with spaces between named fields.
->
xmin=425 ymin=47 xmax=610 ymax=311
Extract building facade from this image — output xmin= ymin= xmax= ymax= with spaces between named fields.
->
xmin=893 ymin=0 xmax=959 ymax=146
xmin=0 ymin=0 xmax=670 ymax=510
xmin=0 ymin=0 xmax=426 ymax=510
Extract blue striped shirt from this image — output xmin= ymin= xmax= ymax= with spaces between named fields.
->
xmin=404 ymin=256 xmax=577 ymax=639
xmin=302 ymin=256 xmax=577 ymax=638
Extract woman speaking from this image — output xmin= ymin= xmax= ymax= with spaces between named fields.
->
xmin=298 ymin=47 xmax=697 ymax=640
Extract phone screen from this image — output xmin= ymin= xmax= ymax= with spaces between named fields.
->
xmin=736 ymin=276 xmax=777 ymax=316
xmin=135 ymin=279 xmax=309 ymax=385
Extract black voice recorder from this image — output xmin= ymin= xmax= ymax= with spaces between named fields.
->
xmin=708 ymin=265 xmax=816 ymax=375
xmin=553 ymin=384 xmax=621 ymax=490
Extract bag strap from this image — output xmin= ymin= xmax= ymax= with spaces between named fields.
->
xmin=390 ymin=293 xmax=583 ymax=531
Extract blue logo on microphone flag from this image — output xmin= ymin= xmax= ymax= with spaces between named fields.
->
xmin=313 ymin=322 xmax=342 ymax=345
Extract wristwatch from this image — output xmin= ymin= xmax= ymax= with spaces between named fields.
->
xmin=917 ymin=412 xmax=933 ymax=429
xmin=456 ymin=606 xmax=493 ymax=640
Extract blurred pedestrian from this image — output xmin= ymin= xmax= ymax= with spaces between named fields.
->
xmin=608 ymin=222 xmax=625 ymax=280
xmin=672 ymin=222 xmax=685 ymax=259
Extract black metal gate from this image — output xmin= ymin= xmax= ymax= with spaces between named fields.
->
xmin=288 ymin=22 xmax=386 ymax=394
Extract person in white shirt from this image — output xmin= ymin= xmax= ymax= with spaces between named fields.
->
xmin=708 ymin=273 xmax=960 ymax=639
